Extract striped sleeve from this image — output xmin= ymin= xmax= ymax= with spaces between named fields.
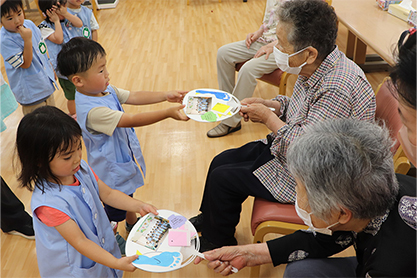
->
xmin=5 ymin=52 xmax=24 ymax=69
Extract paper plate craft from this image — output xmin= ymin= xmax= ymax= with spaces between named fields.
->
xmin=125 ymin=210 xmax=200 ymax=273
xmin=183 ymin=89 xmax=241 ymax=122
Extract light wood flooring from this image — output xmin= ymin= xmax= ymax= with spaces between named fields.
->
xmin=1 ymin=0 xmax=388 ymax=277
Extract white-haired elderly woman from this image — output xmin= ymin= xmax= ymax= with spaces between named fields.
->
xmin=190 ymin=0 xmax=375 ymax=252
xmin=195 ymin=119 xmax=416 ymax=277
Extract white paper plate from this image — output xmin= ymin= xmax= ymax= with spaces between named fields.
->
xmin=182 ymin=89 xmax=241 ymax=122
xmin=125 ymin=209 xmax=199 ymax=273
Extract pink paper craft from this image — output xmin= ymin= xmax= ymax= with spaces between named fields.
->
xmin=179 ymin=224 xmax=197 ymax=238
xmin=168 ymin=229 xmax=190 ymax=246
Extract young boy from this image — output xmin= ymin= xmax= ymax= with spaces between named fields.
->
xmin=38 ymin=0 xmax=83 ymax=117
xmin=67 ymin=0 xmax=99 ymax=41
xmin=0 ymin=0 xmax=57 ymax=115
xmin=56 ymin=37 xmax=189 ymax=237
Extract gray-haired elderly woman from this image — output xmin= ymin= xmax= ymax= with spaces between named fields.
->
xmin=195 ymin=119 xmax=416 ymax=277
xmin=190 ymin=0 xmax=375 ymax=252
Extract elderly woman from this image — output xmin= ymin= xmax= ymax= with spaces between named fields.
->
xmin=191 ymin=0 xmax=375 ymax=251
xmin=195 ymin=30 xmax=416 ymax=277
xmin=195 ymin=119 xmax=416 ymax=277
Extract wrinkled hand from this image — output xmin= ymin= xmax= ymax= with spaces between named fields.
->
xmin=240 ymin=98 xmax=264 ymax=121
xmin=17 ymin=26 xmax=32 ymax=41
xmin=167 ymin=104 xmax=189 ymax=121
xmin=194 ymin=246 xmax=249 ymax=276
xmin=239 ymin=103 xmax=274 ymax=124
xmin=240 ymin=97 xmax=265 ymax=107
xmin=116 ymin=255 xmax=138 ymax=272
xmin=166 ymin=90 xmax=187 ymax=103
xmin=245 ymin=29 xmax=262 ymax=49
xmin=254 ymin=43 xmax=274 ymax=59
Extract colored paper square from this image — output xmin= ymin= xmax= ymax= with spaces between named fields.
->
xmin=168 ymin=229 xmax=190 ymax=246
xmin=211 ymin=103 xmax=231 ymax=114
xmin=168 ymin=214 xmax=187 ymax=229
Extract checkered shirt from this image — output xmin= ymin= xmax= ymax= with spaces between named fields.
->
xmin=253 ymin=46 xmax=376 ymax=203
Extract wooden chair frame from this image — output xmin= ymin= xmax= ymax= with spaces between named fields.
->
xmin=250 ymin=219 xmax=307 ymax=278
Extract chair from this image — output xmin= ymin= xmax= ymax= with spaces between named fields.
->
xmin=249 ymin=198 xmax=307 ymax=278
xmin=375 ymin=77 xmax=411 ymax=175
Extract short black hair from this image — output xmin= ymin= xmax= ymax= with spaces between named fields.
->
xmin=16 ymin=106 xmax=82 ymax=193
xmin=278 ymin=0 xmax=338 ymax=60
xmin=390 ymin=30 xmax=416 ymax=109
xmin=38 ymin=0 xmax=67 ymax=24
xmin=1 ymin=0 xmax=23 ymax=18
xmin=57 ymin=37 xmax=106 ymax=77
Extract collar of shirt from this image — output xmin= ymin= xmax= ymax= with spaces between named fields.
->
xmin=299 ymin=45 xmax=341 ymax=90
xmin=361 ymin=209 xmax=390 ymax=236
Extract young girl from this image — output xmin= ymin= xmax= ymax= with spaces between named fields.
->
xmin=16 ymin=106 xmax=158 ymax=277
xmin=38 ymin=0 xmax=83 ymax=117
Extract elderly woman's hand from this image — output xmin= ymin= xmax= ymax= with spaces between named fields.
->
xmin=239 ymin=97 xmax=266 ymax=122
xmin=194 ymin=244 xmax=272 ymax=276
xmin=194 ymin=246 xmax=246 ymax=276
xmin=240 ymin=98 xmax=284 ymax=133
xmin=254 ymin=41 xmax=276 ymax=59
xmin=241 ymin=97 xmax=265 ymax=106
xmin=239 ymin=103 xmax=274 ymax=124
xmin=245 ymin=28 xmax=264 ymax=48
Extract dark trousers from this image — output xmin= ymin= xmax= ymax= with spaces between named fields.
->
xmin=284 ymin=257 xmax=358 ymax=277
xmin=1 ymin=177 xmax=32 ymax=232
xmin=200 ymin=141 xmax=278 ymax=246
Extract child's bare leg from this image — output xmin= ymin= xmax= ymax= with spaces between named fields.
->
xmin=67 ymin=100 xmax=76 ymax=116
xmin=125 ymin=211 xmax=137 ymax=225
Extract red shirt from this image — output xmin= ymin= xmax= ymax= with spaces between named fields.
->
xmin=35 ymin=170 xmax=99 ymax=227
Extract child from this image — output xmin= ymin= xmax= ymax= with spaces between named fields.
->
xmin=16 ymin=106 xmax=158 ymax=277
xmin=56 ymin=37 xmax=189 ymax=234
xmin=38 ymin=0 xmax=83 ymax=117
xmin=0 ymin=0 xmax=57 ymax=115
xmin=67 ymin=0 xmax=99 ymax=41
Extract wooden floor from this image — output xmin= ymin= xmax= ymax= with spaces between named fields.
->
xmin=1 ymin=0 xmax=388 ymax=277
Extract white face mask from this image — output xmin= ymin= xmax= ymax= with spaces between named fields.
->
xmin=295 ymin=199 xmax=339 ymax=236
xmin=273 ymin=46 xmax=310 ymax=75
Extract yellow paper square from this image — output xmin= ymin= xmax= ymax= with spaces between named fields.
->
xmin=211 ymin=103 xmax=230 ymax=114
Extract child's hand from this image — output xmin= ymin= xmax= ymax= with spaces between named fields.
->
xmin=166 ymin=90 xmax=188 ymax=103
xmin=138 ymin=202 xmax=159 ymax=217
xmin=167 ymin=105 xmax=189 ymax=121
xmin=116 ymin=255 xmax=138 ymax=272
xmin=46 ymin=9 xmax=59 ymax=23
xmin=55 ymin=4 xmax=68 ymax=17
xmin=17 ymin=26 xmax=32 ymax=41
